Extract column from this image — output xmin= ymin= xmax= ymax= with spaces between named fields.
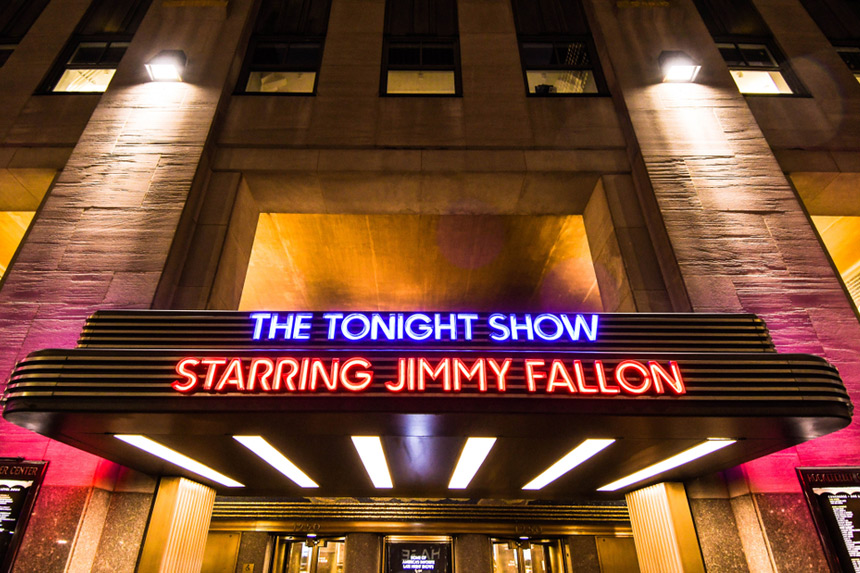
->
xmin=626 ymin=483 xmax=704 ymax=573
xmin=138 ymin=477 xmax=217 ymax=573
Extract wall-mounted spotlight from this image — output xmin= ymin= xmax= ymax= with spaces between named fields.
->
xmin=145 ymin=50 xmax=187 ymax=82
xmin=658 ymin=50 xmax=701 ymax=83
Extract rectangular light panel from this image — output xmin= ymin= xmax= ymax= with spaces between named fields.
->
xmin=449 ymin=437 xmax=496 ymax=489
xmin=351 ymin=436 xmax=393 ymax=488
xmin=233 ymin=435 xmax=318 ymax=488
xmin=597 ymin=439 xmax=736 ymax=492
xmin=523 ymin=439 xmax=615 ymax=490
xmin=115 ymin=434 xmax=243 ymax=488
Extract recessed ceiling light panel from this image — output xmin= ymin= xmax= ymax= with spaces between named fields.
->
xmin=523 ymin=439 xmax=615 ymax=490
xmin=115 ymin=434 xmax=243 ymax=488
xmin=449 ymin=437 xmax=497 ymax=489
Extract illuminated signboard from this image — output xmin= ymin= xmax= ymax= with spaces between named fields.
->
xmin=385 ymin=537 xmax=452 ymax=573
xmin=1 ymin=310 xmax=851 ymax=497
xmin=248 ymin=312 xmax=599 ymax=342
xmin=170 ymin=355 xmax=684 ymax=395
xmin=164 ymin=312 xmax=687 ymax=396
xmin=799 ymin=468 xmax=860 ymax=573
xmin=0 ymin=460 xmax=47 ymax=573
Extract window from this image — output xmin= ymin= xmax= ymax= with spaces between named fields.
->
xmin=492 ymin=538 xmax=568 ymax=573
xmin=510 ymin=0 xmax=605 ymax=95
xmin=799 ymin=0 xmax=860 ymax=83
xmin=41 ymin=0 xmax=150 ymax=93
xmin=0 ymin=0 xmax=50 ymax=67
xmin=836 ymin=47 xmax=860 ymax=83
xmin=239 ymin=0 xmax=332 ymax=94
xmin=382 ymin=0 xmax=460 ymax=95
xmin=268 ymin=536 xmax=345 ymax=573
xmin=692 ymin=0 xmax=803 ymax=95
xmin=717 ymin=42 xmax=794 ymax=94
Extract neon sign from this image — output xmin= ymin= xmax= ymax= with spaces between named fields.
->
xmin=248 ymin=312 xmax=599 ymax=342
xmin=171 ymin=355 xmax=685 ymax=396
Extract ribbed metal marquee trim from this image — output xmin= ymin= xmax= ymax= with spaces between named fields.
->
xmin=211 ymin=499 xmax=630 ymax=523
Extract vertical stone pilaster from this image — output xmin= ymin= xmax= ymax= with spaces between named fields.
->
xmin=587 ymin=0 xmax=860 ymax=569
xmin=138 ymin=477 xmax=216 ymax=573
xmin=0 ymin=2 xmax=256 ymax=571
xmin=626 ymin=483 xmax=704 ymax=573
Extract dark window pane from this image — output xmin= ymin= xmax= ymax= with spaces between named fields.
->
xmin=423 ymin=45 xmax=454 ymax=65
xmin=78 ymin=0 xmax=150 ymax=35
xmin=521 ymin=43 xmax=554 ymax=66
xmin=0 ymin=48 xmax=12 ymax=67
xmin=839 ymin=49 xmax=860 ymax=71
xmin=557 ymin=43 xmax=589 ymax=66
xmin=389 ymin=45 xmax=421 ymax=65
xmin=718 ymin=45 xmax=744 ymax=66
xmin=253 ymin=44 xmax=290 ymax=66
xmin=512 ymin=0 xmax=590 ymax=35
xmin=0 ymin=0 xmax=49 ymax=41
xmin=69 ymin=43 xmax=107 ymax=65
xmin=740 ymin=45 xmax=775 ymax=66
xmin=285 ymin=43 xmax=322 ymax=67
xmin=102 ymin=43 xmax=129 ymax=65
xmin=693 ymin=0 xmax=771 ymax=37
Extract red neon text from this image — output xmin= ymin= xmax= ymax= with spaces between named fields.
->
xmin=171 ymin=356 xmax=686 ymax=396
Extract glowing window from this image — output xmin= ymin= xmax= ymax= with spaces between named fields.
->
xmin=383 ymin=41 xmax=459 ymax=95
xmin=717 ymin=42 xmax=799 ymax=95
xmin=519 ymin=41 xmax=600 ymax=95
xmin=242 ymin=41 xmax=325 ymax=94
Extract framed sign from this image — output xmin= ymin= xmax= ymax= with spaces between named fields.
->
xmin=798 ymin=468 xmax=860 ymax=572
xmin=0 ymin=459 xmax=47 ymax=573
xmin=384 ymin=536 xmax=452 ymax=573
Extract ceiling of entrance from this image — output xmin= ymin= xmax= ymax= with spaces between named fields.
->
xmin=239 ymin=214 xmax=602 ymax=312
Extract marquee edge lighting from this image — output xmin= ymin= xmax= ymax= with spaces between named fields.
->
xmin=448 ymin=437 xmax=497 ymax=489
xmin=597 ymin=438 xmax=737 ymax=492
xmin=351 ymin=436 xmax=393 ymax=488
xmin=233 ymin=435 xmax=318 ymax=488
xmin=522 ymin=439 xmax=616 ymax=490
xmin=115 ymin=434 xmax=243 ymax=488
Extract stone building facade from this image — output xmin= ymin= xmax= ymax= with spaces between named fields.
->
xmin=0 ymin=0 xmax=859 ymax=571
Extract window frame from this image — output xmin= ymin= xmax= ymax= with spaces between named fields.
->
xmin=515 ymin=34 xmax=607 ymax=97
xmin=38 ymin=34 xmax=131 ymax=94
xmin=236 ymin=34 xmax=327 ymax=96
xmin=37 ymin=0 xmax=152 ymax=94
xmin=714 ymin=37 xmax=807 ymax=97
xmin=380 ymin=36 xmax=462 ymax=97
xmin=0 ymin=0 xmax=51 ymax=67
xmin=833 ymin=43 xmax=860 ymax=82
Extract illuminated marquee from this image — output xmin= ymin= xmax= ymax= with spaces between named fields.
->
xmin=171 ymin=356 xmax=685 ymax=396
xmin=170 ymin=312 xmax=689 ymax=396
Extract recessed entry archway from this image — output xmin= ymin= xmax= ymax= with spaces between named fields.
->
xmin=239 ymin=213 xmax=602 ymax=312
xmin=209 ymin=172 xmax=641 ymax=313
